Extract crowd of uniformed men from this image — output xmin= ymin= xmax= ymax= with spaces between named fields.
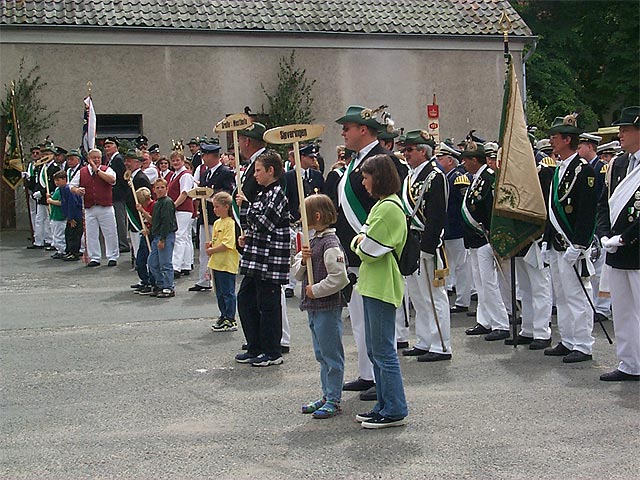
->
xmin=22 ymin=104 xmax=640 ymax=389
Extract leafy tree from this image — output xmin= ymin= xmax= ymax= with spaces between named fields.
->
xmin=262 ymin=50 xmax=316 ymax=130
xmin=515 ymin=0 xmax=640 ymax=129
xmin=0 ymin=59 xmax=58 ymax=147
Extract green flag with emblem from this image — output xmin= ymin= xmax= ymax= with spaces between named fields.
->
xmin=490 ymin=56 xmax=547 ymax=259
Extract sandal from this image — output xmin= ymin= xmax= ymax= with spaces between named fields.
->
xmin=312 ymin=400 xmax=342 ymax=419
xmin=301 ymin=397 xmax=326 ymax=414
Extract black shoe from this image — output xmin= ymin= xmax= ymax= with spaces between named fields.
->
xmin=343 ymin=378 xmax=375 ymax=391
xmin=600 ymin=369 xmax=640 ymax=382
xmin=131 ymin=282 xmax=144 ymax=289
xmin=355 ymin=410 xmax=379 ymax=423
xmin=26 ymin=244 xmax=45 ymax=249
xmin=450 ymin=305 xmax=469 ymax=314
xmin=544 ymin=343 xmax=571 ymax=356
xmin=361 ymin=416 xmax=407 ymax=429
xmin=485 ymin=330 xmax=510 ymax=341
xmin=284 ymin=288 xmax=294 ymax=298
xmin=402 ymin=347 xmax=429 ymax=357
xmin=594 ymin=312 xmax=609 ymax=323
xmin=45 ymin=245 xmax=56 ymax=251
xmin=465 ymin=323 xmax=491 ymax=335
xmin=188 ymin=284 xmax=212 ymax=292
xmin=241 ymin=343 xmax=248 ymax=351
xmin=107 ymin=260 xmax=117 ymax=267
xmin=504 ymin=335 xmax=534 ymax=346
xmin=62 ymin=254 xmax=80 ymax=262
xmin=417 ymin=352 xmax=452 ymax=362
xmin=280 ymin=345 xmax=290 ymax=354
xmin=359 ymin=386 xmax=377 ymax=401
xmin=529 ymin=338 xmax=552 ymax=350
xmin=50 ymin=252 xmax=64 ymax=259
xmin=180 ymin=269 xmax=191 ymax=276
xmin=87 ymin=261 xmax=100 ymax=267
xmin=396 ymin=341 xmax=409 ymax=350
xmin=119 ymin=247 xmax=131 ymax=254
xmin=466 ymin=311 xmax=477 ymax=317
xmin=149 ymin=288 xmax=160 ymax=297
xmin=563 ymin=351 xmax=592 ymax=363
xmin=157 ymin=288 xmax=175 ymax=298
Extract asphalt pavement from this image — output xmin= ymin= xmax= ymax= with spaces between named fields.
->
xmin=1 ymin=230 xmax=638 ymax=479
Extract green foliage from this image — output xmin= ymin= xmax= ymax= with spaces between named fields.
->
xmin=515 ymin=0 xmax=640 ymax=130
xmin=1 ymin=59 xmax=58 ymax=147
xmin=262 ymin=50 xmax=316 ymax=129
xmin=525 ymin=94 xmax=550 ymax=138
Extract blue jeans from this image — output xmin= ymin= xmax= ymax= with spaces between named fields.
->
xmin=308 ymin=308 xmax=345 ymax=403
xmin=148 ymin=233 xmax=175 ymax=290
xmin=214 ymin=270 xmax=237 ymax=320
xmin=136 ymin=234 xmax=155 ymax=286
xmin=362 ymin=296 xmax=408 ymax=419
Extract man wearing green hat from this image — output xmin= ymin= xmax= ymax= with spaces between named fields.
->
xmin=597 ymin=106 xmax=640 ymax=381
xmin=30 ymin=142 xmax=59 ymax=250
xmin=542 ymin=114 xmax=598 ymax=363
xmin=460 ymin=142 xmax=510 ymax=341
xmin=65 ymin=149 xmax=83 ymax=183
xmin=399 ymin=130 xmax=451 ymax=362
xmin=333 ymin=105 xmax=408 ymax=395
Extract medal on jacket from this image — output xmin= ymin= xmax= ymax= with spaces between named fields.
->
xmin=565 ymin=198 xmax=573 ymax=214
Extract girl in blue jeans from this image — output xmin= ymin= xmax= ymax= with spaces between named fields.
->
xmin=293 ymin=195 xmax=350 ymax=419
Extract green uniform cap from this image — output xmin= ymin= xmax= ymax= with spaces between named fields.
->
xmin=335 ymin=105 xmax=385 ymax=131
xmin=404 ymin=129 xmax=436 ymax=148
xmin=238 ymin=122 xmax=266 ymax=141
xmin=547 ymin=114 xmax=583 ymax=135
xmin=612 ymin=106 xmax=640 ymax=127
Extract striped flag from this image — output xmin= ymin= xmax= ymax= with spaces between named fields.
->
xmin=82 ymin=96 xmax=96 ymax=155
xmin=489 ymin=55 xmax=547 ymax=259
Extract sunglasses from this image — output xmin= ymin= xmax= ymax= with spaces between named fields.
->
xmin=401 ymin=146 xmax=416 ymax=153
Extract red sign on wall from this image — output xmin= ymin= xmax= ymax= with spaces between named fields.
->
xmin=427 ymin=104 xmax=439 ymax=119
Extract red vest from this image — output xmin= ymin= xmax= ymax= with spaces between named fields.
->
xmin=80 ymin=165 xmax=113 ymax=208
xmin=168 ymin=170 xmax=194 ymax=213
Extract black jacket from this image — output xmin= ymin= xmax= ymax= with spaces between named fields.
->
xmin=407 ymin=161 xmax=447 ymax=255
xmin=197 ymin=164 xmax=235 ymax=225
xmin=463 ymin=165 xmax=495 ymax=249
xmin=597 ymin=152 xmax=639 ymax=270
xmin=107 ymin=153 xmax=128 ymax=202
xmin=125 ymin=170 xmax=152 ymax=230
xmin=284 ymin=168 xmax=324 ymax=222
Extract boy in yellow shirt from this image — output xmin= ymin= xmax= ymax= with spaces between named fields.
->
xmin=206 ymin=192 xmax=241 ymax=332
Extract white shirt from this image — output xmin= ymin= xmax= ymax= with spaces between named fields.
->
xmin=172 ymin=166 xmax=194 ymax=193
xmin=70 ymin=164 xmax=116 ymax=188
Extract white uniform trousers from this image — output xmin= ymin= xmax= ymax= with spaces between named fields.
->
xmin=515 ymin=257 xmax=552 ymax=340
xmin=34 ymin=204 xmax=52 ymax=246
xmin=28 ymin=195 xmax=37 ymax=238
xmin=497 ymin=256 xmax=513 ymax=316
xmin=195 ymin=224 xmax=213 ymax=288
xmin=609 ymin=268 xmax=640 ymax=375
xmin=590 ymin=252 xmax=612 ymax=317
xmin=395 ymin=282 xmax=410 ymax=343
xmin=445 ymin=238 xmax=472 ymax=308
xmin=347 ymin=266 xmax=375 ymax=382
xmin=280 ymin=287 xmax=291 ymax=347
xmin=548 ymin=250 xmax=594 ymax=354
xmin=50 ymin=219 xmax=66 ymax=254
xmin=85 ymin=205 xmax=119 ymax=263
xmin=406 ymin=252 xmax=452 ymax=354
xmin=172 ymin=211 xmax=194 ymax=271
xmin=469 ymin=244 xmax=509 ymax=331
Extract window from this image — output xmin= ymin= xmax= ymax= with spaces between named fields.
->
xmin=96 ymin=114 xmax=143 ymax=140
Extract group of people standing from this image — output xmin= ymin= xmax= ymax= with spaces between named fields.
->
xmin=21 ymin=103 xmax=640 ymax=430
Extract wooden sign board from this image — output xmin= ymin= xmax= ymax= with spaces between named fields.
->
xmin=263 ymin=124 xmax=325 ymax=145
xmin=187 ymin=186 xmax=214 ymax=199
xmin=214 ymin=113 xmax=253 ymax=133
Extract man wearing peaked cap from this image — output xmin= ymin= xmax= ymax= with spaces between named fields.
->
xmin=597 ymin=141 xmax=620 ymax=164
xmin=135 ymin=135 xmax=149 ymax=150
xmin=332 ymin=105 xmax=408 ymax=398
xmin=103 ymin=137 xmax=129 ymax=255
xmin=148 ymin=144 xmax=161 ymax=165
xmin=577 ymin=132 xmax=612 ymax=324
xmin=30 ymin=142 xmax=60 ymax=250
xmin=189 ymin=142 xmax=235 ymax=294
xmin=437 ymin=142 xmax=473 ymax=316
xmin=542 ymin=114 xmax=598 ymax=363
xmin=597 ymin=106 xmax=640 ymax=381
xmin=398 ymin=130 xmax=451 ymax=363
xmin=460 ymin=141 xmax=510 ymax=341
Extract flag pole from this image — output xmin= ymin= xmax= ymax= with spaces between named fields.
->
xmin=499 ymin=10 xmax=519 ymax=348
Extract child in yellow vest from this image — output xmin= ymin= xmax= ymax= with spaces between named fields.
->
xmin=206 ymin=191 xmax=240 ymax=332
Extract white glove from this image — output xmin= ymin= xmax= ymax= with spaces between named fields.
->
xmin=563 ymin=244 xmax=582 ymax=265
xmin=602 ymin=235 xmax=623 ymax=254
xmin=21 ymin=171 xmax=30 ymax=179
xmin=540 ymin=242 xmax=549 ymax=264
xmin=32 ymin=191 xmax=42 ymax=200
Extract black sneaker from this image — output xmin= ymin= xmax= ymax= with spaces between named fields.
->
xmin=107 ymin=260 xmax=117 ymax=267
xmin=149 ymin=288 xmax=160 ymax=297
xmin=250 ymin=353 xmax=284 ymax=367
xmin=361 ymin=416 xmax=407 ymax=429
xmin=131 ymin=282 xmax=144 ymax=289
xmin=210 ymin=317 xmax=226 ymax=331
xmin=136 ymin=286 xmax=153 ymax=295
xmin=87 ymin=261 xmax=100 ymax=267
xmin=235 ymin=352 xmax=260 ymax=364
xmin=157 ymin=288 xmax=175 ymax=298
xmin=355 ymin=410 xmax=380 ymax=423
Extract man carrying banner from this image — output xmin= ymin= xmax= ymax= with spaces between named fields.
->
xmin=461 ymin=142 xmax=510 ymax=341
xmin=597 ymin=106 xmax=640 ymax=381
xmin=542 ymin=114 xmax=598 ymax=363
xmin=399 ymin=130 xmax=451 ymax=362
xmin=332 ymin=105 xmax=408 ymax=398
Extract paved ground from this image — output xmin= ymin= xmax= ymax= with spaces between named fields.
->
xmin=1 ymin=230 xmax=638 ymax=480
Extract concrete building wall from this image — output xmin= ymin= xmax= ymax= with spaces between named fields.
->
xmin=1 ymin=28 xmax=527 ymax=229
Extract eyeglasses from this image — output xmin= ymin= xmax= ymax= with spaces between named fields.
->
xmin=402 ymin=147 xmax=416 ymax=153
